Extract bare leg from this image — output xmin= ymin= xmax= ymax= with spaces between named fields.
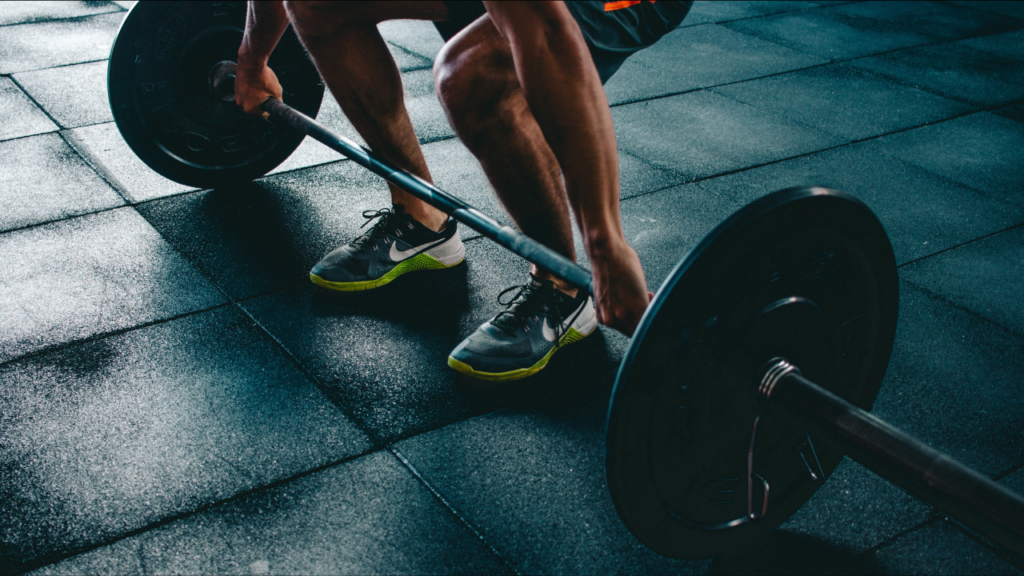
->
xmin=285 ymin=1 xmax=449 ymax=231
xmin=434 ymin=16 xmax=578 ymax=296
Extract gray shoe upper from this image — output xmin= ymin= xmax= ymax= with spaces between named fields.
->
xmin=311 ymin=207 xmax=456 ymax=283
xmin=450 ymin=277 xmax=595 ymax=375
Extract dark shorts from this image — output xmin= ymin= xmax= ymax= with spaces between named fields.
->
xmin=434 ymin=1 xmax=692 ymax=85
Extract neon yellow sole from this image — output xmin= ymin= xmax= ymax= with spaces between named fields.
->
xmin=447 ymin=327 xmax=589 ymax=382
xmin=310 ymin=252 xmax=464 ymax=292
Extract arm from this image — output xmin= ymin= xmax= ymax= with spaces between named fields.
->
xmin=236 ymin=1 xmax=289 ymax=116
xmin=482 ymin=1 xmax=652 ymax=335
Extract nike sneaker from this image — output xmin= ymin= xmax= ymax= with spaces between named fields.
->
xmin=310 ymin=206 xmax=465 ymax=291
xmin=447 ymin=276 xmax=598 ymax=381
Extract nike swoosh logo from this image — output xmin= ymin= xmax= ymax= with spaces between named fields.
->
xmin=389 ymin=238 xmax=444 ymax=261
xmin=542 ymin=303 xmax=585 ymax=342
xmin=542 ymin=318 xmax=568 ymax=342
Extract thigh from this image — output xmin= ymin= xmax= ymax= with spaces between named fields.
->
xmin=285 ymin=1 xmax=449 ymax=29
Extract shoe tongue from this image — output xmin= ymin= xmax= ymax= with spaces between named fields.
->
xmin=529 ymin=275 xmax=553 ymax=290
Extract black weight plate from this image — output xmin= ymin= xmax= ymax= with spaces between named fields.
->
xmin=606 ymin=187 xmax=899 ymax=558
xmin=108 ymin=1 xmax=324 ymax=189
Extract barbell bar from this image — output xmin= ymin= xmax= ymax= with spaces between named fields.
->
xmin=108 ymin=0 xmax=1024 ymax=560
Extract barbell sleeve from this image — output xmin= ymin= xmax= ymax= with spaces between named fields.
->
xmin=761 ymin=362 xmax=1024 ymax=556
xmin=261 ymin=97 xmax=594 ymax=295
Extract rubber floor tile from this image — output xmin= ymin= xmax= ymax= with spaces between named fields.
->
xmin=869 ymin=520 xmax=1021 ymax=575
xmin=776 ymin=460 xmax=929 ymax=554
xmin=136 ymin=159 xmax=396 ymax=301
xmin=995 ymin=103 xmax=1024 ymax=123
xmin=235 ymin=240 xmax=525 ymax=444
xmin=685 ymin=1 xmax=842 ymax=25
xmin=0 ymin=208 xmax=225 ymax=363
xmin=724 ymin=7 xmax=933 ymax=62
xmin=901 ymin=226 xmax=1024 ymax=336
xmin=29 ymin=451 xmax=509 ymax=576
xmin=0 ymin=12 xmax=123 ymax=74
xmin=603 ymin=23 xmax=825 ymax=105
xmin=64 ymin=122 xmax=197 ymax=202
xmin=950 ymin=0 xmax=1024 ymax=18
xmin=0 ymin=133 xmax=124 ymax=232
xmin=14 ymin=61 xmax=111 ymax=129
xmin=0 ymin=76 xmax=57 ymax=141
xmin=960 ymin=28 xmax=1024 ymax=61
xmin=710 ymin=63 xmax=970 ymax=141
xmin=861 ymin=113 xmax=1024 ymax=206
xmin=378 ymin=19 xmax=445 ymax=61
xmin=395 ymin=409 xmax=714 ymax=576
xmin=619 ymin=183 xmax=740 ymax=287
xmin=830 ymin=0 xmax=1024 ymax=42
xmin=695 ymin=144 xmax=1024 ymax=264
xmin=611 ymin=90 xmax=842 ymax=180
xmin=0 ymin=1 xmax=121 ymax=27
xmin=871 ymin=283 xmax=1024 ymax=477
xmin=0 ymin=306 xmax=370 ymax=574
xmin=848 ymin=43 xmax=1024 ymax=107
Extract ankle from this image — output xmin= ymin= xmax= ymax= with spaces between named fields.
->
xmin=398 ymin=203 xmax=448 ymax=232
xmin=531 ymin=270 xmax=578 ymax=299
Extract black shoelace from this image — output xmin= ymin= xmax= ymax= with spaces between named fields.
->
xmin=492 ymin=281 xmax=569 ymax=344
xmin=350 ymin=208 xmax=397 ymax=250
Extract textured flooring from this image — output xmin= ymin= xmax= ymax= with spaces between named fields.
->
xmin=1 ymin=1 xmax=1023 ymax=574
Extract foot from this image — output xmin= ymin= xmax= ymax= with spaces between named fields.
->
xmin=310 ymin=206 xmax=465 ymax=291
xmin=448 ymin=276 xmax=598 ymax=381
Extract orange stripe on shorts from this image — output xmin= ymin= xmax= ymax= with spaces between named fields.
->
xmin=604 ymin=0 xmax=645 ymax=11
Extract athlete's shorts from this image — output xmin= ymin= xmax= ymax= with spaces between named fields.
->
xmin=434 ymin=1 xmax=692 ymax=85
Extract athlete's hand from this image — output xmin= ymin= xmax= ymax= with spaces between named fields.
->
xmin=235 ymin=49 xmax=282 ymax=118
xmin=590 ymin=236 xmax=653 ymax=337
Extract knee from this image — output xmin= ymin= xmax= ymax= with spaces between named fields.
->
xmin=434 ymin=37 xmax=517 ymax=134
xmin=284 ymin=1 xmax=365 ymax=40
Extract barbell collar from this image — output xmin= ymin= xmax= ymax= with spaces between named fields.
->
xmin=762 ymin=361 xmax=1024 ymax=556
xmin=260 ymin=97 xmax=594 ymax=295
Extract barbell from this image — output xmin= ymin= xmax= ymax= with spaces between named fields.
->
xmin=108 ymin=1 xmax=1024 ymax=560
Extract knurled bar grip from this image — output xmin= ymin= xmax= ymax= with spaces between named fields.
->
xmin=261 ymin=97 xmax=595 ymax=295
xmin=766 ymin=369 xmax=1024 ymax=556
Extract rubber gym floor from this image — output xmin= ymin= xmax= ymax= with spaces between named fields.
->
xmin=2 ymin=1 xmax=1023 ymax=574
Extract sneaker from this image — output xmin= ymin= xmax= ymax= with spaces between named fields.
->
xmin=310 ymin=206 xmax=465 ymax=291
xmin=447 ymin=276 xmax=598 ymax=381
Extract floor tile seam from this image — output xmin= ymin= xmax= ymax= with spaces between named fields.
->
xmin=840 ymin=44 xmax=1024 ymax=107
xmin=995 ymin=460 xmax=1024 ymax=483
xmin=389 ymin=446 xmax=523 ymax=576
xmin=57 ymin=130 xmax=136 ymax=204
xmin=630 ymin=105 xmax=1004 ymax=199
xmin=386 ymin=41 xmax=434 ymax=68
xmin=900 ymin=276 xmax=1024 ymax=341
xmin=857 ymin=515 xmax=941 ymax=556
xmin=7 ymin=72 xmax=75 ymax=130
xmin=132 ymin=233 xmax=388 ymax=448
xmin=618 ymin=179 xmax=710 ymax=205
xmin=0 ymin=126 xmax=59 ymax=143
xmin=0 ymin=300 xmax=233 ymax=372
xmin=0 ymin=203 xmax=130 ymax=236
xmin=940 ymin=515 xmax=1024 ymax=571
xmin=708 ymin=84 xmax=849 ymax=139
xmin=227 ymin=296 xmax=389 ymax=447
xmin=0 ymin=9 xmax=126 ymax=30
xmin=719 ymin=6 xmax=1024 ymax=66
xmin=941 ymin=0 xmax=1022 ymax=19
xmin=5 ymin=58 xmax=110 ymax=76
xmin=897 ymin=221 xmax=1024 ymax=271
xmin=685 ymin=1 xmax=864 ymax=28
xmin=19 ymin=445 xmax=385 ymax=576
xmin=611 ymin=24 xmax=1017 ymax=111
